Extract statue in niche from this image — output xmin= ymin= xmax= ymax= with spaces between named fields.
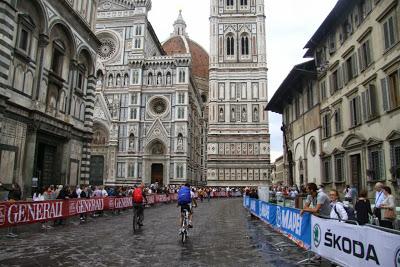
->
xmin=253 ymin=107 xmax=259 ymax=121
xmin=166 ymin=74 xmax=171 ymax=85
xmin=219 ymin=108 xmax=224 ymax=121
xmin=242 ymin=107 xmax=247 ymax=121
xmin=177 ymin=134 xmax=183 ymax=150
xmin=108 ymin=76 xmax=113 ymax=87
xmin=157 ymin=74 xmax=162 ymax=85
xmin=129 ymin=134 xmax=135 ymax=150
xmin=116 ymin=75 xmax=121 ymax=86
xmin=124 ymin=75 xmax=129 ymax=86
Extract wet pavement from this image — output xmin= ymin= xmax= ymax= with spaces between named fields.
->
xmin=0 ymin=198 xmax=315 ymax=267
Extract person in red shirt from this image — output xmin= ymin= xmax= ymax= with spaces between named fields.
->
xmin=132 ymin=183 xmax=147 ymax=226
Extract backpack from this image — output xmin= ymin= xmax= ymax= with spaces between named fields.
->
xmin=334 ymin=203 xmax=356 ymax=221
xmin=178 ymin=186 xmax=191 ymax=205
xmin=133 ymin=188 xmax=143 ymax=203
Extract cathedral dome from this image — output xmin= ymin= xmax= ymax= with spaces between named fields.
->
xmin=162 ymin=11 xmax=209 ymax=80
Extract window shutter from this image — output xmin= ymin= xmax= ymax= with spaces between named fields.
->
xmin=366 ymin=40 xmax=373 ymax=66
xmin=352 ymin=53 xmax=359 ymax=77
xmin=369 ymin=84 xmax=377 ymax=116
xmin=356 ymin=96 xmax=361 ymax=125
xmin=340 ymin=64 xmax=346 ymax=87
xmin=329 ymin=74 xmax=334 ymax=94
xmin=381 ymin=78 xmax=390 ymax=111
xmin=358 ymin=47 xmax=365 ymax=72
xmin=350 ymin=99 xmax=355 ymax=126
xmin=362 ymin=91 xmax=368 ymax=121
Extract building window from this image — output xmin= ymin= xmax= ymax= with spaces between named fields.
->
xmin=218 ymin=83 xmax=225 ymax=99
xmin=241 ymin=83 xmax=247 ymax=99
xmin=241 ymin=35 xmax=249 ymax=55
xmin=350 ymin=96 xmax=361 ymax=127
xmin=135 ymin=25 xmax=142 ymax=36
xmin=118 ymin=124 xmax=128 ymax=152
xmin=368 ymin=146 xmax=385 ymax=181
xmin=320 ymin=80 xmax=327 ymax=101
xmin=294 ymin=96 xmax=300 ymax=119
xmin=178 ymin=69 xmax=186 ymax=83
xmin=177 ymin=107 xmax=185 ymax=119
xmin=119 ymin=94 xmax=129 ymax=121
xmin=306 ymin=82 xmax=314 ymax=110
xmin=226 ymin=0 xmax=234 ymax=6
xmin=51 ymin=40 xmax=65 ymax=77
xmin=381 ymin=70 xmax=400 ymax=111
xmin=328 ymin=33 xmax=336 ymax=54
xmin=132 ymin=70 xmax=140 ymax=84
xmin=334 ymin=154 xmax=345 ymax=182
xmin=230 ymin=83 xmax=236 ymax=100
xmin=176 ymin=165 xmax=184 ymax=178
xmin=334 ymin=108 xmax=342 ymax=133
xmin=322 ymin=157 xmax=332 ymax=183
xmin=382 ymin=13 xmax=398 ymax=51
xmin=362 ymin=83 xmax=377 ymax=121
xmin=343 ymin=52 xmax=358 ymax=84
xmin=252 ymin=82 xmax=259 ymax=99
xmin=240 ymin=0 xmax=248 ymax=5
xmin=18 ymin=28 xmax=29 ymax=52
xmin=117 ymin=162 xmax=126 ymax=178
xmin=128 ymin=163 xmax=135 ymax=177
xmin=178 ymin=93 xmax=185 ymax=104
xmin=226 ymin=36 xmax=235 ymax=56
xmin=130 ymin=108 xmax=137 ymax=120
xmin=390 ymin=140 xmax=400 ymax=179
xmin=322 ymin=113 xmax=331 ymax=138
xmin=134 ymin=38 xmax=141 ymax=49
xmin=358 ymin=38 xmax=373 ymax=71
xmin=329 ymin=68 xmax=340 ymax=93
xmin=131 ymin=93 xmax=138 ymax=105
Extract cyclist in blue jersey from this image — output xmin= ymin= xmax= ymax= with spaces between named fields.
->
xmin=177 ymin=183 xmax=197 ymax=228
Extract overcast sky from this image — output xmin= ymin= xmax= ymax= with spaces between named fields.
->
xmin=149 ymin=0 xmax=338 ymax=162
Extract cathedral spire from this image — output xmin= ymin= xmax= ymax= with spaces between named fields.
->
xmin=172 ymin=10 xmax=188 ymax=37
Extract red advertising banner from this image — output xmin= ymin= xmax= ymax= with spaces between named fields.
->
xmin=0 ymin=192 xmax=240 ymax=228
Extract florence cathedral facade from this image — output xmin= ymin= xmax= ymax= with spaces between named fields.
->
xmin=92 ymin=0 xmax=209 ymax=186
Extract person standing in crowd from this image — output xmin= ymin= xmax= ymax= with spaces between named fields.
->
xmin=249 ymin=188 xmax=259 ymax=199
xmin=354 ymin=190 xmax=373 ymax=225
xmin=343 ymin=185 xmax=352 ymax=202
xmin=328 ymin=190 xmax=348 ymax=221
xmin=380 ymin=186 xmax=396 ymax=229
xmin=300 ymin=183 xmax=331 ymax=217
xmin=80 ymin=186 xmax=90 ymax=222
xmin=374 ymin=182 xmax=385 ymax=225
xmin=0 ymin=181 xmax=22 ymax=202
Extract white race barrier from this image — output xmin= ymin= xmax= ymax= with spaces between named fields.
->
xmin=311 ymin=215 xmax=400 ymax=267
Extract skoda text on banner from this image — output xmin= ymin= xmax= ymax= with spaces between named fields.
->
xmin=276 ymin=205 xmax=311 ymax=249
xmin=311 ymin=215 xmax=400 ymax=267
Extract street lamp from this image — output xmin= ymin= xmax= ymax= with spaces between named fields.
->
xmin=281 ymin=123 xmax=293 ymax=186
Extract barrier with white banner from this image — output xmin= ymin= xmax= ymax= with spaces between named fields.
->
xmin=311 ymin=215 xmax=400 ymax=267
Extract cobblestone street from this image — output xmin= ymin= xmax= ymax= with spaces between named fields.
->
xmin=0 ymin=199 xmax=311 ymax=267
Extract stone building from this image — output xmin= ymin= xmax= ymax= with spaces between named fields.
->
xmin=267 ymin=61 xmax=321 ymax=187
xmin=271 ymin=155 xmax=284 ymax=185
xmin=269 ymin=0 xmax=400 ymax=196
xmin=0 ymin=0 xmax=99 ymax=196
xmin=207 ymin=0 xmax=271 ymax=186
xmin=92 ymin=0 xmax=208 ymax=186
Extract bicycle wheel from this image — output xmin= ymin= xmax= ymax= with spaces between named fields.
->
xmin=133 ymin=209 xmax=138 ymax=233
xmin=181 ymin=229 xmax=187 ymax=244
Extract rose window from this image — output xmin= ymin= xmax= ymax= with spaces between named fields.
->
xmin=150 ymin=98 xmax=167 ymax=115
xmin=98 ymin=38 xmax=117 ymax=61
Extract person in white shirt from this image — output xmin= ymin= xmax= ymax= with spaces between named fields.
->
xmin=373 ymin=182 xmax=385 ymax=225
xmin=101 ymin=186 xmax=108 ymax=197
xmin=329 ymin=189 xmax=348 ymax=221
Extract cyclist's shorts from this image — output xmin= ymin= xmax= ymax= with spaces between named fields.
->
xmin=180 ymin=204 xmax=192 ymax=213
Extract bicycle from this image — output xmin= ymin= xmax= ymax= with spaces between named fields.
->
xmin=133 ymin=204 xmax=144 ymax=233
xmin=180 ymin=208 xmax=190 ymax=244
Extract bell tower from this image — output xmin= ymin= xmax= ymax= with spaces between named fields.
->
xmin=207 ymin=0 xmax=270 ymax=186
